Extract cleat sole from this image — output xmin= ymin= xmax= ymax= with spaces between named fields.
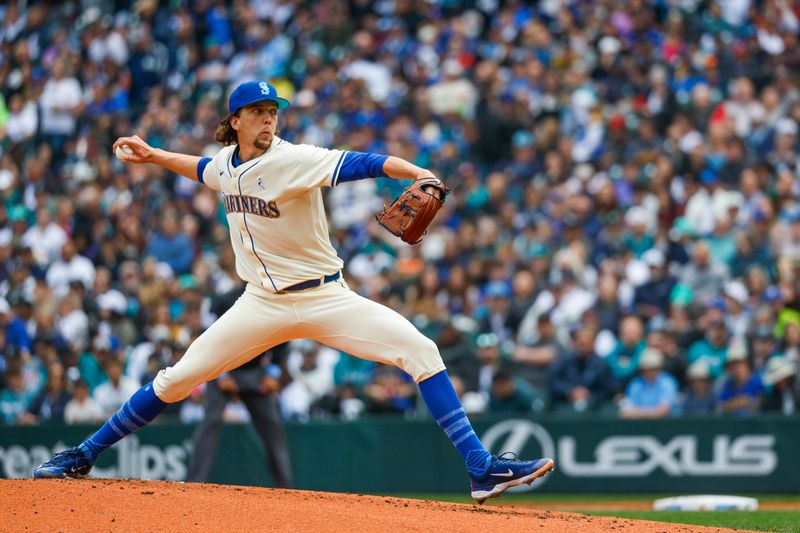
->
xmin=471 ymin=459 xmax=555 ymax=504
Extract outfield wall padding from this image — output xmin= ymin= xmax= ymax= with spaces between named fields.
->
xmin=2 ymin=415 xmax=797 ymax=493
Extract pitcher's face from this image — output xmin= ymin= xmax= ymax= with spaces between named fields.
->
xmin=232 ymin=101 xmax=279 ymax=151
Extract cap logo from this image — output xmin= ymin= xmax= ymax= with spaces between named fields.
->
xmin=259 ymin=82 xmax=270 ymax=96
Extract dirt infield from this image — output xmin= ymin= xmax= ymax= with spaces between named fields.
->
xmin=1 ymin=479 xmax=752 ymax=533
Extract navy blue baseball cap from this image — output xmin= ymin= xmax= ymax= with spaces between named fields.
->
xmin=228 ymin=81 xmax=290 ymax=115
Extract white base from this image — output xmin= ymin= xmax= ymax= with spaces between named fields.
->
xmin=653 ymin=495 xmax=759 ymax=511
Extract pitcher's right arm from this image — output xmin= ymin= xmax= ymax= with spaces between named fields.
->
xmin=113 ymin=135 xmax=203 ymax=182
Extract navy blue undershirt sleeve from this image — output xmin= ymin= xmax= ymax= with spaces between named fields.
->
xmin=335 ymin=152 xmax=389 ymax=186
xmin=196 ymin=157 xmax=212 ymax=184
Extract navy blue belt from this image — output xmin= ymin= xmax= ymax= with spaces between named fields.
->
xmin=281 ymin=272 xmax=341 ymax=292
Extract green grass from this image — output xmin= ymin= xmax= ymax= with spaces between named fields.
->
xmin=387 ymin=494 xmax=800 ymax=532
xmin=393 ymin=493 xmax=800 ymax=505
xmin=584 ymin=510 xmax=800 ymax=533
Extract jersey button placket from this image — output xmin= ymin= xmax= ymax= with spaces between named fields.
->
xmin=238 ymin=212 xmax=252 ymax=256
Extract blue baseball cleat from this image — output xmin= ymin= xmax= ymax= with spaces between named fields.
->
xmin=33 ymin=446 xmax=95 ymax=479
xmin=470 ymin=454 xmax=555 ymax=504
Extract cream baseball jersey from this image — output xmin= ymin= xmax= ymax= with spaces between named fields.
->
xmin=198 ymin=137 xmax=351 ymax=292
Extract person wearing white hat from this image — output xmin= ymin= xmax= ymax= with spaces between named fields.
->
xmin=680 ymin=360 xmax=717 ymax=415
xmin=679 ymin=241 xmax=730 ymax=307
xmin=717 ymin=344 xmax=764 ymax=415
xmin=761 ymin=357 xmax=799 ymax=415
xmin=723 ymin=280 xmax=751 ymax=340
xmin=619 ymin=348 xmax=679 ymax=419
xmin=771 ymin=118 xmax=798 ymax=170
xmin=622 ymin=206 xmax=654 ymax=258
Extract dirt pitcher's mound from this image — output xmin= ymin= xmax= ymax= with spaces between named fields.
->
xmin=2 ymin=479 xmax=746 ymax=533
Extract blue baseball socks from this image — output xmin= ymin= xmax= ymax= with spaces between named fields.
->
xmin=79 ymin=373 xmax=491 ymax=478
xmin=418 ymin=371 xmax=492 ymax=478
xmin=79 ymin=382 xmax=168 ymax=460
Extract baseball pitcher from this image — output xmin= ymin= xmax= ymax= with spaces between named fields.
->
xmin=33 ymin=80 xmax=554 ymax=503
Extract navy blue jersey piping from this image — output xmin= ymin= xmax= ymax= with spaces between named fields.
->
xmin=233 ymin=149 xmax=279 ymax=292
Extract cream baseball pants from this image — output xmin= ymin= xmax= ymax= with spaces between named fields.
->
xmin=153 ymin=279 xmax=446 ymax=403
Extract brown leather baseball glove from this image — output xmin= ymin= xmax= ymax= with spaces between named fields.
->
xmin=376 ymin=177 xmax=450 ymax=244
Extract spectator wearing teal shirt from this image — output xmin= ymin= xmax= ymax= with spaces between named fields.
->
xmin=0 ymin=368 xmax=33 ymax=424
xmin=333 ymin=353 xmax=375 ymax=390
xmin=705 ymin=218 xmax=738 ymax=270
xmin=686 ymin=318 xmax=730 ymax=378
xmin=78 ymin=345 xmax=112 ymax=393
xmin=619 ymin=349 xmax=679 ymax=418
xmin=488 ymin=370 xmax=543 ymax=413
xmin=605 ymin=315 xmax=647 ymax=386
xmin=622 ymin=207 xmax=655 ymax=258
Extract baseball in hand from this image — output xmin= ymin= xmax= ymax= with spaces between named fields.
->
xmin=115 ymin=145 xmax=134 ymax=158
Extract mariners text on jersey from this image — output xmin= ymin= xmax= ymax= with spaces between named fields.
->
xmin=223 ymin=194 xmax=281 ymax=219
xmin=196 ymin=138 xmax=389 ymax=290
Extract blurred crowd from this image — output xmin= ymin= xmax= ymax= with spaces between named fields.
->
xmin=2 ymin=0 xmax=800 ymax=426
